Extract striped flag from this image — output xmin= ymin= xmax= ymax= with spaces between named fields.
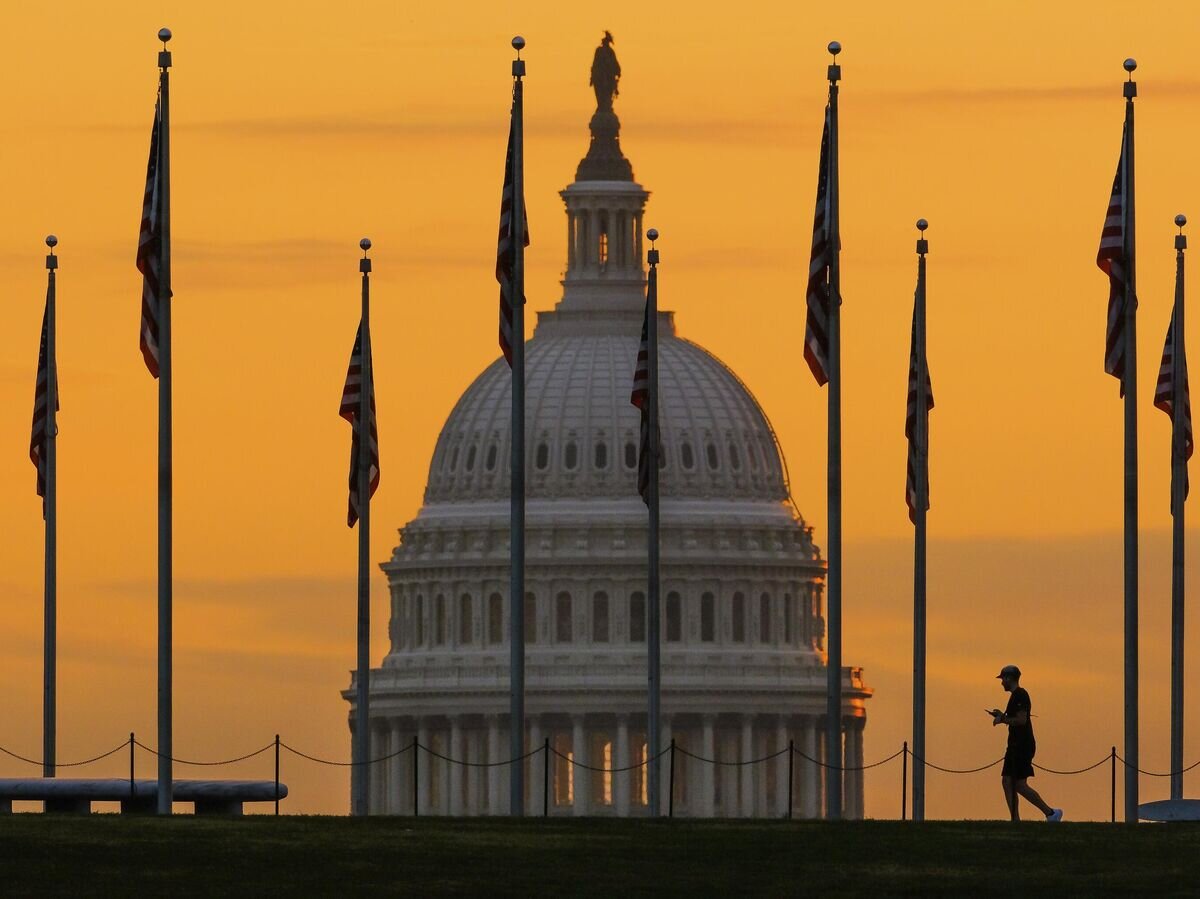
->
xmin=631 ymin=300 xmax=653 ymax=504
xmin=1097 ymin=127 xmax=1132 ymax=394
xmin=340 ymin=324 xmax=380 ymax=527
xmin=496 ymin=109 xmax=529 ymax=367
xmin=30 ymin=291 xmax=58 ymax=517
xmin=804 ymin=107 xmax=834 ymax=386
xmin=905 ymin=295 xmax=934 ymax=523
xmin=137 ymin=99 xmax=166 ymax=378
xmin=1155 ymin=318 xmax=1192 ymax=507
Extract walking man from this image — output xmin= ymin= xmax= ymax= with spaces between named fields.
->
xmin=990 ymin=665 xmax=1063 ymax=822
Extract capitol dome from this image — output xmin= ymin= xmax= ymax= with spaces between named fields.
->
xmin=345 ymin=36 xmax=870 ymax=819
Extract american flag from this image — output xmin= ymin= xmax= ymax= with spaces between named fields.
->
xmin=496 ymin=103 xmax=529 ymax=367
xmin=137 ymin=98 xmax=165 ymax=378
xmin=1097 ymin=127 xmax=1132 ymax=393
xmin=30 ymin=291 xmax=58 ymax=518
xmin=1154 ymin=317 xmax=1192 ymax=508
xmin=905 ymin=296 xmax=934 ymax=524
xmin=340 ymin=323 xmax=380 ymax=527
xmin=804 ymin=107 xmax=834 ymax=386
xmin=631 ymin=299 xmax=652 ymax=504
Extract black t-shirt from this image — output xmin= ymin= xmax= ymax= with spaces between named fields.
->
xmin=1005 ymin=687 xmax=1035 ymax=750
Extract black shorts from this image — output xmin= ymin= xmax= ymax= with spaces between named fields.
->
xmin=1002 ymin=745 xmax=1035 ymax=779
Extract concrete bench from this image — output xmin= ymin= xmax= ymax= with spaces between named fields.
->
xmin=1138 ymin=799 xmax=1200 ymax=822
xmin=0 ymin=779 xmax=287 ymax=816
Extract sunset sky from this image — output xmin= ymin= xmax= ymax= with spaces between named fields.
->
xmin=3 ymin=1 xmax=1200 ymax=818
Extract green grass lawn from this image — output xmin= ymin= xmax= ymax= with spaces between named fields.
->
xmin=1 ymin=816 xmax=1197 ymax=896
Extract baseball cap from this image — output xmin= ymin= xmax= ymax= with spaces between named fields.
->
xmin=996 ymin=664 xmax=1021 ymax=679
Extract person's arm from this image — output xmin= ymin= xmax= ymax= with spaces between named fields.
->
xmin=995 ymin=709 xmax=1028 ymax=726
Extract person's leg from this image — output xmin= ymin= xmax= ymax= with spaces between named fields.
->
xmin=1001 ymin=776 xmax=1019 ymax=821
xmin=1014 ymin=779 xmax=1053 ymax=817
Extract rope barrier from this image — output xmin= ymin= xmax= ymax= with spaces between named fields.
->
xmin=416 ymin=741 xmax=542 ymax=769
xmin=674 ymin=745 xmax=790 ymax=767
xmin=547 ymin=743 xmax=672 ymax=773
xmin=280 ymin=741 xmax=413 ymax=767
xmin=133 ymin=739 xmax=274 ymax=767
xmin=1116 ymin=755 xmax=1200 ymax=777
xmin=792 ymin=746 xmax=907 ymax=772
xmin=1033 ymin=756 xmax=1111 ymax=775
xmin=909 ymin=753 xmax=1004 ymax=774
xmin=0 ymin=741 xmax=127 ymax=768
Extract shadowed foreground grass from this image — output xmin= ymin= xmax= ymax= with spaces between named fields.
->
xmin=1 ymin=816 xmax=1198 ymax=896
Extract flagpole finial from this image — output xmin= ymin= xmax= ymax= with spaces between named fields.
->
xmin=916 ymin=219 xmax=929 ymax=255
xmin=646 ymin=228 xmax=659 ymax=265
xmin=159 ymin=27 xmax=172 ymax=45
xmin=45 ymin=234 xmax=58 ymax=270
xmin=45 ymin=234 xmax=58 ymax=250
xmin=1124 ymin=57 xmax=1137 ymax=74
xmin=827 ymin=41 xmax=841 ymax=83
xmin=1177 ymin=215 xmax=1188 ymax=251
xmin=158 ymin=27 xmax=173 ymax=69
xmin=1176 ymin=214 xmax=1187 ymax=231
xmin=359 ymin=238 xmax=372 ymax=273
xmin=360 ymin=237 xmax=372 ymax=255
xmin=512 ymin=36 xmax=526 ymax=77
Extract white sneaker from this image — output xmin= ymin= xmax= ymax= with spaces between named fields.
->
xmin=1047 ymin=808 xmax=1063 ymax=822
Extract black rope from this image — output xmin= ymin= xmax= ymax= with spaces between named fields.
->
xmin=792 ymin=746 xmax=907 ymax=771
xmin=1115 ymin=755 xmax=1200 ymax=777
xmin=133 ymin=739 xmax=274 ymax=766
xmin=909 ymin=753 xmax=1004 ymax=774
xmin=1034 ymin=756 xmax=1111 ymax=776
xmin=416 ymin=741 xmax=542 ymax=769
xmin=280 ymin=742 xmax=413 ymax=767
xmin=547 ymin=743 xmax=671 ymax=773
xmin=674 ymin=745 xmax=791 ymax=767
xmin=0 ymin=742 xmax=128 ymax=768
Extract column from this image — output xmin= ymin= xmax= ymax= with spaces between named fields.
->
xmin=528 ymin=716 xmax=544 ymax=814
xmin=615 ymin=715 xmax=630 ymax=817
xmin=389 ymin=719 xmax=405 ymax=815
xmin=634 ymin=211 xmax=644 ymax=266
xmin=349 ymin=719 xmax=360 ymax=815
xmin=802 ymin=717 xmax=819 ymax=819
xmin=417 ymin=721 xmax=431 ymax=815
xmin=449 ymin=719 xmax=464 ymax=816
xmin=740 ymin=716 xmax=755 ymax=817
xmin=701 ymin=716 xmax=716 ymax=817
xmin=486 ymin=716 xmax=501 ymax=815
xmin=567 ymin=212 xmax=576 ymax=272
xmin=775 ymin=716 xmax=789 ymax=818
xmin=369 ymin=723 xmax=385 ymax=814
xmin=572 ymin=716 xmax=589 ymax=816
xmin=467 ymin=726 xmax=483 ymax=816
xmin=848 ymin=719 xmax=864 ymax=820
xmin=659 ymin=716 xmax=673 ymax=815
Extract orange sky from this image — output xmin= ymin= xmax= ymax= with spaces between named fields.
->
xmin=3 ymin=1 xmax=1200 ymax=818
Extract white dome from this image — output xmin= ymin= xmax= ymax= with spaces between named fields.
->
xmin=425 ymin=312 xmax=790 ymax=505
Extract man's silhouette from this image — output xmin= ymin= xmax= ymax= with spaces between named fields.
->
xmin=991 ymin=665 xmax=1063 ymax=822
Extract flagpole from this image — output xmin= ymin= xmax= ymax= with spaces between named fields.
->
xmin=1170 ymin=214 xmax=1187 ymax=801
xmin=824 ymin=40 xmax=844 ymax=821
xmin=353 ymin=238 xmax=373 ymax=817
xmin=1121 ymin=57 xmax=1139 ymax=823
xmin=645 ymin=229 xmax=662 ymax=817
xmin=912 ymin=220 xmax=930 ymax=821
xmin=509 ymin=35 xmax=527 ymax=817
xmin=155 ymin=27 xmax=174 ymax=816
xmin=43 ymin=235 xmax=59 ymax=781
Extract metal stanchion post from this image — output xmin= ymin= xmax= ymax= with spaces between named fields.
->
xmin=129 ymin=732 xmax=135 ymax=799
xmin=1111 ymin=745 xmax=1117 ymax=823
xmin=787 ymin=740 xmax=794 ymax=820
xmin=902 ymin=741 xmax=908 ymax=821
xmin=668 ymin=738 xmax=676 ymax=818
xmin=274 ymin=734 xmax=281 ymax=816
xmin=413 ymin=738 xmax=420 ymax=818
xmin=543 ymin=738 xmax=550 ymax=817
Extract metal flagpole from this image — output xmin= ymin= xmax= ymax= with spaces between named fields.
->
xmin=646 ymin=229 xmax=662 ymax=816
xmin=353 ymin=238 xmax=373 ymax=816
xmin=1121 ymin=57 xmax=1139 ymax=823
xmin=43 ymin=235 xmax=59 ymax=780
xmin=824 ymin=40 xmax=844 ymax=820
xmin=156 ymin=27 xmax=174 ymax=816
xmin=1170 ymin=214 xmax=1187 ymax=801
xmin=912 ymin=220 xmax=930 ymax=822
xmin=509 ymin=35 xmax=528 ymax=817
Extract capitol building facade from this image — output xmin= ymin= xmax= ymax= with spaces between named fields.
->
xmin=344 ymin=42 xmax=871 ymax=818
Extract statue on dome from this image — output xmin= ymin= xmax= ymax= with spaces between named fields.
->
xmin=590 ymin=31 xmax=621 ymax=111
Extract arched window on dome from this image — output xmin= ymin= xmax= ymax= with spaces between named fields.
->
xmin=450 ymin=446 xmax=460 ymax=471
xmin=706 ymin=443 xmax=720 ymax=471
xmin=564 ymin=441 xmax=579 ymax=471
xmin=415 ymin=594 xmax=425 ymax=647
xmin=747 ymin=440 xmax=759 ymax=472
xmin=599 ymin=230 xmax=609 ymax=269
xmin=485 ymin=443 xmax=498 ymax=472
xmin=624 ymin=440 xmax=637 ymax=470
xmin=524 ymin=593 xmax=537 ymax=643
xmin=732 ymin=592 xmax=746 ymax=643
xmin=592 ymin=592 xmax=610 ymax=643
xmin=459 ymin=594 xmax=473 ymax=645
xmin=666 ymin=592 xmax=682 ymax=643
xmin=465 ymin=444 xmax=477 ymax=472
xmin=488 ymin=593 xmax=504 ymax=645
xmin=594 ymin=441 xmax=607 ymax=470
xmin=680 ymin=442 xmax=695 ymax=470
xmin=729 ymin=441 xmax=741 ymax=471
xmin=555 ymin=592 xmax=574 ymax=643
xmin=536 ymin=442 xmax=550 ymax=471
xmin=700 ymin=592 xmax=715 ymax=642
xmin=629 ymin=592 xmax=646 ymax=643
xmin=758 ymin=593 xmax=772 ymax=644
xmin=435 ymin=594 xmax=446 ymax=645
